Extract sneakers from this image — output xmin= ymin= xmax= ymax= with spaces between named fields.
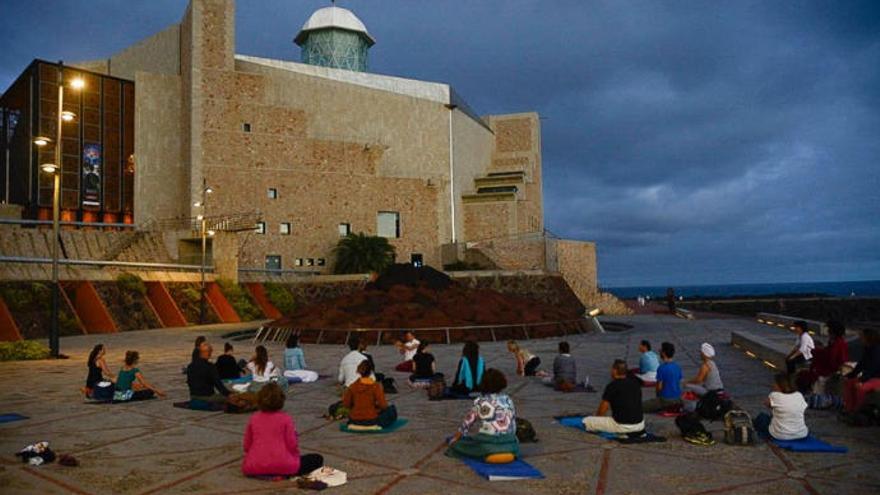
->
xmin=683 ymin=431 xmax=715 ymax=446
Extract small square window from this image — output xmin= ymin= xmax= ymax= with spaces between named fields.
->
xmin=255 ymin=222 xmax=266 ymax=234
xmin=265 ymin=255 xmax=281 ymax=270
xmin=242 ymin=122 xmax=251 ymax=132
xmin=267 ymin=188 xmax=278 ymax=199
xmin=295 ymin=258 xmax=303 ymax=266
xmin=306 ymin=258 xmax=314 ymax=266
xmin=338 ymin=223 xmax=351 ymax=237
xmin=280 ymin=222 xmax=291 ymax=235
xmin=317 ymin=258 xmax=326 ymax=266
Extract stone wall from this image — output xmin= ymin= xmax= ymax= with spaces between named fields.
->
xmin=464 ymin=235 xmax=546 ymax=271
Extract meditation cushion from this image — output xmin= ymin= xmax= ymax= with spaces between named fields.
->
xmin=484 ymin=453 xmax=516 ymax=464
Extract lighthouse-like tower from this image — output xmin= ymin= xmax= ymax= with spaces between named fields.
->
xmin=294 ymin=3 xmax=375 ymax=72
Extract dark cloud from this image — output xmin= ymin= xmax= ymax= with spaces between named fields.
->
xmin=2 ymin=0 xmax=878 ymax=286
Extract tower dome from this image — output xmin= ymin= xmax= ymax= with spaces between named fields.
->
xmin=294 ymin=5 xmax=375 ymax=72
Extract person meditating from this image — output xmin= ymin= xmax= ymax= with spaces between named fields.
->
xmin=409 ymin=342 xmax=440 ymax=384
xmin=753 ymin=373 xmax=808 ymax=441
xmin=684 ymin=343 xmax=724 ymax=397
xmin=338 ymin=337 xmax=373 ymax=387
xmin=283 ymin=335 xmax=318 ymax=383
xmin=450 ymin=341 xmax=485 ymax=395
xmin=83 ymin=344 xmax=115 ymax=398
xmin=216 ymin=342 xmax=244 ymax=381
xmin=187 ymin=342 xmax=232 ymax=405
xmin=642 ymin=342 xmax=683 ymax=412
xmin=446 ymin=368 xmax=519 ymax=462
xmin=114 ymin=351 xmax=165 ymax=401
xmin=843 ymin=327 xmax=880 ymax=413
xmin=583 ymin=359 xmax=644 ymax=435
xmin=785 ymin=320 xmax=815 ymax=375
xmin=242 ymin=383 xmax=324 ymax=478
xmin=550 ymin=341 xmax=577 ymax=392
xmin=394 ymin=331 xmax=420 ymax=372
xmin=342 ymin=360 xmax=397 ymax=429
xmin=634 ymin=340 xmax=660 ymax=383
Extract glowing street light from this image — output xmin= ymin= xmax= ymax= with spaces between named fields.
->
xmin=60 ymin=110 xmax=76 ymax=122
xmin=41 ymin=163 xmax=58 ymax=174
xmin=33 ymin=137 xmax=51 ymax=147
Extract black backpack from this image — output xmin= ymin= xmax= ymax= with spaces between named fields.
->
xmin=675 ymin=412 xmax=709 ymax=438
xmin=516 ymin=418 xmax=538 ymax=443
xmin=697 ymin=391 xmax=732 ymax=421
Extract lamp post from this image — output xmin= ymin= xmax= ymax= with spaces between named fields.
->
xmin=194 ymin=178 xmax=213 ymax=324
xmin=34 ymin=61 xmax=84 ymax=358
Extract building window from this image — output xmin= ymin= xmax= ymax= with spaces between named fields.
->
xmin=295 ymin=258 xmax=303 ymax=266
xmin=265 ymin=255 xmax=281 ymax=270
xmin=267 ymin=188 xmax=278 ymax=199
xmin=411 ymin=253 xmax=423 ymax=267
xmin=255 ymin=222 xmax=266 ymax=234
xmin=306 ymin=258 xmax=314 ymax=266
xmin=280 ymin=222 xmax=291 ymax=235
xmin=243 ymin=122 xmax=251 ymax=132
xmin=317 ymin=258 xmax=326 ymax=266
xmin=338 ymin=223 xmax=351 ymax=237
xmin=377 ymin=211 xmax=400 ymax=238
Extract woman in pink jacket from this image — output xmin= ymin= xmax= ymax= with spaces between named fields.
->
xmin=242 ymin=383 xmax=323 ymax=478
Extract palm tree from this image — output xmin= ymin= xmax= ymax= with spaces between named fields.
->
xmin=332 ymin=233 xmax=396 ymax=274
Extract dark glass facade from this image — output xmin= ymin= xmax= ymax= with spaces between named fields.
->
xmin=0 ymin=60 xmax=135 ymax=224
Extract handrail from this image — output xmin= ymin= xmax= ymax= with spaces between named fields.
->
xmin=0 ymin=218 xmax=135 ymax=229
xmin=238 ymin=268 xmax=321 ymax=276
xmin=264 ymin=317 xmax=588 ymax=333
xmin=0 ymin=255 xmax=210 ymax=271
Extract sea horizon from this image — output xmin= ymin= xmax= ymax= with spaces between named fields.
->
xmin=604 ymin=279 xmax=880 ymax=299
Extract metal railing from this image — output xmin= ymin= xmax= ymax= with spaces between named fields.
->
xmin=0 ymin=218 xmax=135 ymax=229
xmin=0 ymin=255 xmax=210 ymax=272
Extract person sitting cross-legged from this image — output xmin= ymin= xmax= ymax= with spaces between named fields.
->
xmin=216 ymin=342 xmax=244 ymax=381
xmin=187 ymin=342 xmax=232 ymax=405
xmin=583 ymin=359 xmax=645 ymax=434
xmin=446 ymin=368 xmax=519 ymax=462
xmin=548 ymin=341 xmax=577 ymax=392
xmin=684 ymin=343 xmax=724 ymax=397
xmin=642 ymin=342 xmax=683 ymax=412
xmin=450 ymin=341 xmax=485 ymax=395
xmin=242 ymin=382 xmax=324 ymax=478
xmin=114 ymin=350 xmax=165 ymax=401
xmin=342 ymin=360 xmax=397 ymax=428
xmin=409 ymin=342 xmax=441 ymax=384
xmin=753 ymin=373 xmax=809 ymax=441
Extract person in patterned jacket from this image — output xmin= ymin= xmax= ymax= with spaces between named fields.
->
xmin=446 ymin=368 xmax=520 ymax=460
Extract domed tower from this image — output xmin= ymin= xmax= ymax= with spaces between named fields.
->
xmin=294 ymin=3 xmax=375 ymax=72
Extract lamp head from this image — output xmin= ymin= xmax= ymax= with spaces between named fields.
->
xmin=33 ymin=137 xmax=51 ymax=147
xmin=60 ymin=110 xmax=76 ymax=122
xmin=41 ymin=163 xmax=58 ymax=174
xmin=69 ymin=78 xmax=85 ymax=90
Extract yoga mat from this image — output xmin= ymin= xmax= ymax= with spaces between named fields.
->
xmin=461 ymin=458 xmax=545 ymax=481
xmin=0 ymin=413 xmax=29 ymax=424
xmin=770 ymin=435 xmax=848 ymax=453
xmin=172 ymin=400 xmax=225 ymax=411
xmin=556 ymin=417 xmax=665 ymax=443
xmin=339 ymin=418 xmax=408 ymax=434
xmin=84 ymin=395 xmax=157 ymax=405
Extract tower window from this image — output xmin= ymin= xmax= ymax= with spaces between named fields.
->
xmin=242 ymin=123 xmax=252 ymax=132
xmin=265 ymin=255 xmax=281 ymax=270
xmin=280 ymin=222 xmax=291 ymax=235
xmin=267 ymin=188 xmax=278 ymax=199
xmin=295 ymin=258 xmax=303 ymax=267
xmin=338 ymin=223 xmax=351 ymax=237
xmin=377 ymin=211 xmax=400 ymax=238
xmin=255 ymin=222 xmax=266 ymax=234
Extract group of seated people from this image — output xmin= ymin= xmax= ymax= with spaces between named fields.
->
xmin=83 ymin=344 xmax=166 ymax=401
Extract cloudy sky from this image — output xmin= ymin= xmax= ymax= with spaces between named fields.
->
xmin=2 ymin=1 xmax=878 ymax=287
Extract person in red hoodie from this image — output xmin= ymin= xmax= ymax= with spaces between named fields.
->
xmin=799 ymin=320 xmax=850 ymax=393
xmin=242 ymin=383 xmax=323 ymax=478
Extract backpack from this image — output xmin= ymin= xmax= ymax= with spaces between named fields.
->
xmin=722 ymin=410 xmax=755 ymax=445
xmin=427 ymin=375 xmax=447 ymax=401
xmin=516 ymin=418 xmax=538 ymax=443
xmin=696 ymin=390 xmax=732 ymax=421
xmin=381 ymin=377 xmax=398 ymax=394
xmin=327 ymin=401 xmax=350 ymax=420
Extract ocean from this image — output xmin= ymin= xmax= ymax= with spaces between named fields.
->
xmin=605 ymin=280 xmax=880 ymax=300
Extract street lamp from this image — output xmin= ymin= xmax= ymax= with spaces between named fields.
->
xmin=195 ymin=178 xmax=213 ymax=324
xmin=38 ymin=61 xmax=84 ymax=358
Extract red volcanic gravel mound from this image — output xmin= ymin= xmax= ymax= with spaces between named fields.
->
xmin=270 ymin=265 xmax=581 ymax=329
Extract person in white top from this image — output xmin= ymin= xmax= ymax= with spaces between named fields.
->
xmin=753 ymin=373 xmax=809 ymax=441
xmin=394 ymin=331 xmax=420 ymax=372
xmin=785 ymin=320 xmax=815 ymax=375
xmin=246 ymin=345 xmax=280 ymax=382
xmin=338 ymin=337 xmax=374 ymax=387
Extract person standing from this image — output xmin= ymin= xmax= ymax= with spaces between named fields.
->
xmin=785 ymin=321 xmax=815 ymax=375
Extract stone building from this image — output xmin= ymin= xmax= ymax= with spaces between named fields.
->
xmin=0 ymin=0 xmax=599 ymax=298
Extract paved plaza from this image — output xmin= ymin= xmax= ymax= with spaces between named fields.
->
xmin=1 ymin=315 xmax=878 ymax=494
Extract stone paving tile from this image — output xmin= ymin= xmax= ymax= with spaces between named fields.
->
xmin=1 ymin=315 xmax=878 ymax=494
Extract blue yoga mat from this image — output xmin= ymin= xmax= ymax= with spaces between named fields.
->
xmin=462 ymin=458 xmax=544 ymax=481
xmin=0 ymin=413 xmax=29 ymax=424
xmin=556 ymin=416 xmax=664 ymax=443
xmin=770 ymin=435 xmax=848 ymax=453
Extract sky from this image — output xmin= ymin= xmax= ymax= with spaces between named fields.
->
xmin=1 ymin=0 xmax=878 ymax=288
